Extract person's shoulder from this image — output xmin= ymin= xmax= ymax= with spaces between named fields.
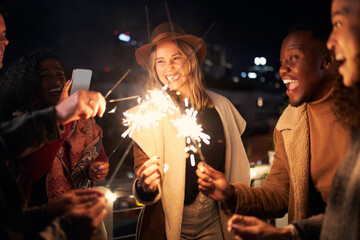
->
xmin=276 ymin=103 xmax=307 ymax=131
xmin=205 ymin=89 xmax=231 ymax=104
xmin=206 ymin=89 xmax=224 ymax=98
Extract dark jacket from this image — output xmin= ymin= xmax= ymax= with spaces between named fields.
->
xmin=0 ymin=107 xmax=75 ymax=239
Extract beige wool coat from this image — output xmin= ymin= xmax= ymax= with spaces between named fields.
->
xmin=234 ymin=103 xmax=311 ymax=222
xmin=131 ymin=90 xmax=250 ymax=240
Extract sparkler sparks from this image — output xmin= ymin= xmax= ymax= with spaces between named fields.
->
xmin=108 ymin=106 xmax=117 ymax=114
xmin=163 ymin=163 xmax=169 ymax=173
xmin=171 ymin=107 xmax=210 ymax=145
xmin=105 ymin=191 xmax=118 ymax=202
xmin=121 ymin=86 xmax=211 ymax=166
xmin=93 ymin=186 xmax=117 ymax=202
xmin=121 ymin=85 xmax=177 ymax=138
xmin=190 ymin=154 xmax=196 ymax=167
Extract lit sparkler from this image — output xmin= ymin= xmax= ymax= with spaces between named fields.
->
xmin=171 ymin=107 xmax=210 ymax=145
xmin=108 ymin=95 xmax=139 ymax=103
xmin=104 ymin=69 xmax=131 ymax=99
xmin=121 ymin=87 xmax=211 ymax=166
xmin=121 ymin=85 xmax=177 ymax=138
xmin=93 ymin=186 xmax=117 ymax=203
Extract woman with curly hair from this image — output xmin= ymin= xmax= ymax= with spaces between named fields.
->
xmin=0 ymin=49 xmax=109 ymax=208
xmin=0 ymin=50 xmax=66 ymax=120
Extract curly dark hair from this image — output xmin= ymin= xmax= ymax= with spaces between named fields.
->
xmin=0 ymin=49 xmax=68 ymax=121
xmin=332 ymin=78 xmax=360 ymax=131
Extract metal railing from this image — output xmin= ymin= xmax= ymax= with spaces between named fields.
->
xmin=100 ymin=179 xmax=141 ymax=240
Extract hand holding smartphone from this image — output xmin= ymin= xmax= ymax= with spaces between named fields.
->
xmin=70 ymin=69 xmax=92 ymax=94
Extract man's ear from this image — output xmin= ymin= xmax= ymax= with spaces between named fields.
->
xmin=322 ymin=51 xmax=335 ymax=69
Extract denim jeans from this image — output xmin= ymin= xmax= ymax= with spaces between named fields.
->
xmin=181 ymin=192 xmax=224 ymax=240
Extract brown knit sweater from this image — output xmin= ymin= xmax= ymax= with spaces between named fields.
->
xmin=233 ymin=90 xmax=350 ymax=223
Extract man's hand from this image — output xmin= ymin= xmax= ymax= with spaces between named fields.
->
xmin=45 ymin=189 xmax=108 ymax=239
xmin=55 ymin=90 xmax=106 ymax=124
xmin=196 ymin=162 xmax=234 ymax=201
xmin=45 ymin=188 xmax=105 ymax=218
xmin=63 ymin=194 xmax=108 ymax=239
xmin=227 ymin=215 xmax=292 ymax=240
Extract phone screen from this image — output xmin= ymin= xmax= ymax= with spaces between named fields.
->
xmin=70 ymin=69 xmax=92 ymax=94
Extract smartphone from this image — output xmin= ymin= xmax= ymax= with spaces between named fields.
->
xmin=70 ymin=69 xmax=92 ymax=94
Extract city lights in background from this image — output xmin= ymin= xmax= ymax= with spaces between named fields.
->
xmin=248 ymin=72 xmax=257 ymax=79
xmin=254 ymin=57 xmax=267 ymax=66
xmin=119 ymin=32 xmax=130 ymax=42
xmin=257 ymin=96 xmax=264 ymax=107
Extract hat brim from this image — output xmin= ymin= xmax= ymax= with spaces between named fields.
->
xmin=135 ymin=35 xmax=206 ymax=70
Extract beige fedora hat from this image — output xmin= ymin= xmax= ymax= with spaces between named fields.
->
xmin=135 ymin=22 xmax=207 ymax=69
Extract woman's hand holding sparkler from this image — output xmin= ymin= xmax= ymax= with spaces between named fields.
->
xmin=227 ymin=214 xmax=293 ymax=240
xmin=196 ymin=162 xmax=235 ymax=202
xmin=135 ymin=156 xmax=161 ymax=193
xmin=89 ymin=162 xmax=109 ymax=182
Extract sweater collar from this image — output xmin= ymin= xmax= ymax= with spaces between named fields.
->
xmin=307 ymin=87 xmax=334 ymax=114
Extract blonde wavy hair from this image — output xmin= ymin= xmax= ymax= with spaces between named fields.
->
xmin=146 ymin=39 xmax=213 ymax=111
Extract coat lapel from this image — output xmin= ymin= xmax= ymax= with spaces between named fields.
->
xmin=131 ymin=105 xmax=186 ymax=240
xmin=277 ymin=104 xmax=310 ymax=220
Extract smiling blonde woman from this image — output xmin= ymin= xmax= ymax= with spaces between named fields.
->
xmin=129 ymin=22 xmax=250 ymax=240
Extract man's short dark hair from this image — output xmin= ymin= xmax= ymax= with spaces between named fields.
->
xmin=288 ymin=20 xmax=332 ymax=43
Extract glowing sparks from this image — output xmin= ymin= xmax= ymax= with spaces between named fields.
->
xmin=108 ymin=106 xmax=117 ymax=113
xmin=142 ymin=87 xmax=176 ymax=114
xmin=121 ymin=108 xmax=162 ymax=138
xmin=121 ymin=86 xmax=211 ymax=169
xmin=105 ymin=191 xmax=118 ymax=202
xmin=93 ymin=186 xmax=117 ymax=203
xmin=184 ymin=97 xmax=189 ymax=107
xmin=172 ymin=108 xmax=210 ymax=145
xmin=184 ymin=144 xmax=197 ymax=153
xmin=190 ymin=154 xmax=196 ymax=167
xmin=121 ymin=86 xmax=177 ymax=138
xmin=163 ymin=163 xmax=169 ymax=173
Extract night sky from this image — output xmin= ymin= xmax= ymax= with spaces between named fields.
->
xmin=0 ymin=0 xmax=331 ymax=75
